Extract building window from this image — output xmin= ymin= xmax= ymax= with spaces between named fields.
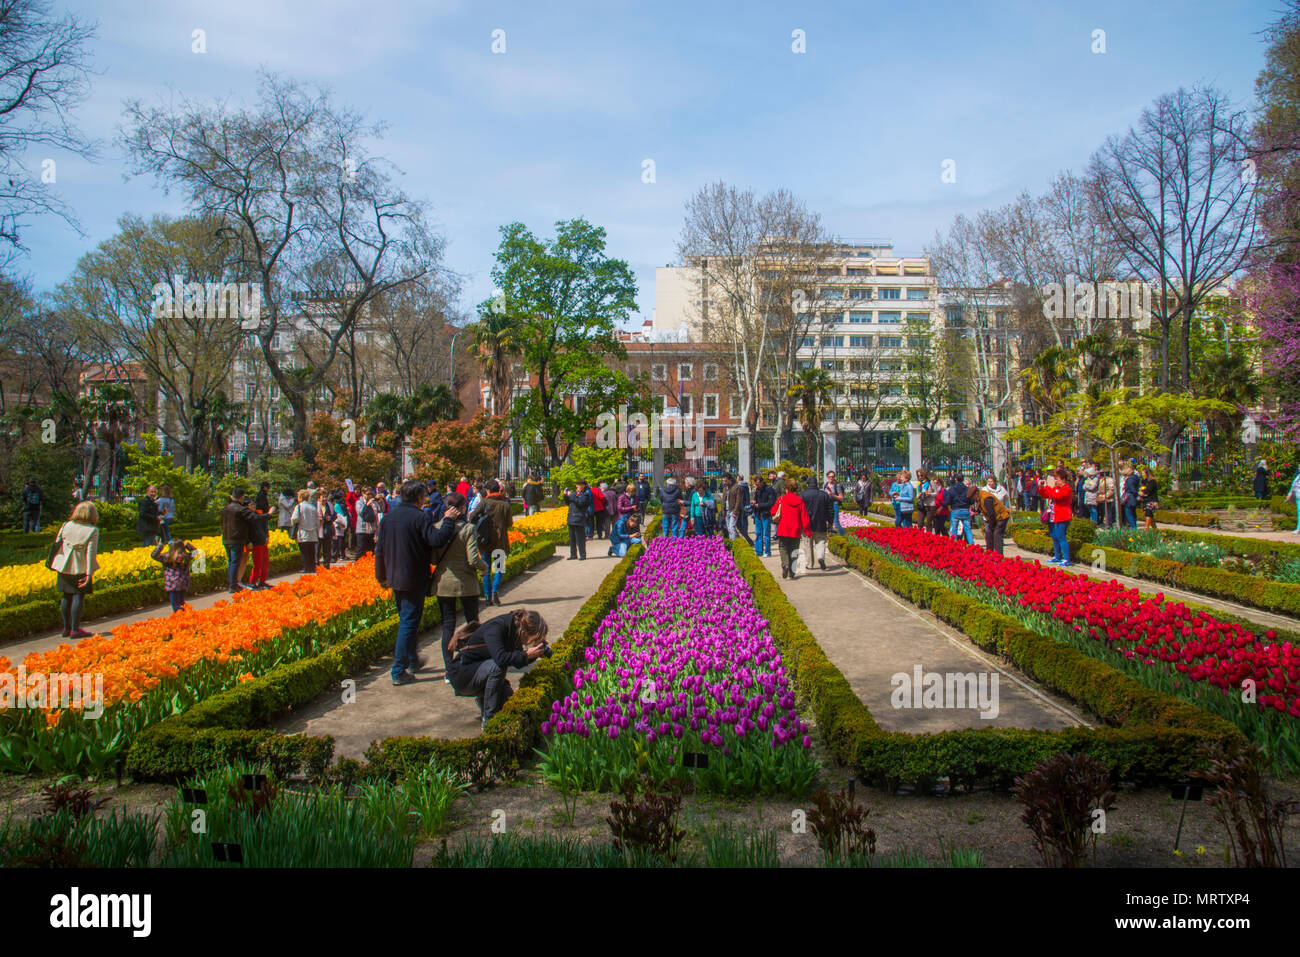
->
xmin=906 ymin=288 xmax=929 ymax=300
xmin=821 ymin=312 xmax=842 ymax=324
xmin=729 ymin=394 xmax=742 ymax=418
xmin=654 ymin=395 xmax=667 ymax=415
xmin=703 ymin=362 xmax=718 ymax=381
xmin=678 ymin=363 xmax=693 ymax=381
xmin=819 ymin=288 xmax=843 ymax=300
xmin=703 ymin=394 xmax=719 ymax=418
xmin=269 ymin=385 xmax=280 ymax=400
xmin=822 ymin=360 xmax=836 ymax=371
xmin=705 ymin=430 xmax=717 ymax=450
xmin=878 ymin=312 xmax=901 ymax=324
xmin=879 ymin=288 xmax=901 ymax=300
xmin=245 ymin=383 xmax=256 ymax=402
xmin=848 ymin=288 xmax=872 ymax=300
xmin=849 ymin=311 xmax=871 ymax=324
xmin=906 ymin=313 xmax=930 ymax=325
xmin=821 ymin=336 xmax=842 ymax=348
xmin=800 ymin=336 xmax=815 ymax=348
xmin=849 ymin=335 xmax=871 ymax=347
xmin=678 ymin=394 xmax=693 ymax=416
xmin=651 ymin=363 xmax=667 ymax=382
xmin=946 ymin=307 xmax=965 ymax=326
xmin=880 ymin=336 xmax=903 ymax=348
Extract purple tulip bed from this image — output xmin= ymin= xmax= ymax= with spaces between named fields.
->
xmin=538 ymin=536 xmax=819 ymax=795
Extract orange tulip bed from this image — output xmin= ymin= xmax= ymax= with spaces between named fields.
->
xmin=0 ymin=556 xmax=395 ymax=775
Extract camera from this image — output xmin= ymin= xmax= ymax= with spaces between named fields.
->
xmin=538 ymin=643 xmax=553 ymax=659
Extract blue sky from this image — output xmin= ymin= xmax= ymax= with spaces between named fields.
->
xmin=15 ymin=0 xmax=1282 ymax=327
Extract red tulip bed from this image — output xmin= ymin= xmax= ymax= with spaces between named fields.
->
xmin=851 ymin=526 xmax=1300 ymax=770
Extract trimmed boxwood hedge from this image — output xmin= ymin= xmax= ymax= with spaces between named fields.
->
xmin=124 ymin=535 xmax=562 ymax=782
xmin=1009 ymin=525 xmax=1300 ymax=618
xmin=125 ymin=521 xmax=657 ymax=784
xmin=728 ymin=538 xmax=1239 ymax=791
xmin=0 ymin=547 xmax=303 ymax=647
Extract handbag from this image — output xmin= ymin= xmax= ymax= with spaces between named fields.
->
xmin=1040 ymin=504 xmax=1052 ymax=524
xmin=46 ymin=531 xmax=64 ymax=571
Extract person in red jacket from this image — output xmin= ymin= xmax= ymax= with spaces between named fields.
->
xmin=592 ymin=482 xmax=608 ymax=539
xmin=345 ymin=484 xmax=360 ymax=556
xmin=1039 ymin=467 xmax=1075 ymax=566
xmin=773 ymin=478 xmax=812 ymax=580
xmin=456 ymin=476 xmax=471 ymax=499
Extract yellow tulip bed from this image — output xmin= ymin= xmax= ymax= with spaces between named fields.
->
xmin=513 ymin=506 xmax=569 ymax=537
xmin=0 ymin=531 xmax=296 ymax=610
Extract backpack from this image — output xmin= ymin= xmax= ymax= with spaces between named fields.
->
xmin=474 ymin=510 xmax=494 ymax=555
xmin=361 ymin=502 xmax=376 ymax=525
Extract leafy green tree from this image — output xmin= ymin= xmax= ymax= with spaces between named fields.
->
xmin=484 ymin=219 xmax=639 ymax=465
xmin=549 ymin=446 xmax=626 ymax=490
xmin=1010 ymin=389 xmax=1233 ymax=516
xmin=122 ymin=434 xmax=214 ymax=522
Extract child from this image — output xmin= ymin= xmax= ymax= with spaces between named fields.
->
xmin=151 ymin=540 xmax=197 ymax=612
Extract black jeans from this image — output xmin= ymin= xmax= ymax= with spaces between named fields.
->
xmin=438 ymin=594 xmax=481 ymax=671
xmin=299 ymin=541 xmax=317 ymax=573
xmin=568 ymin=525 xmax=587 ymax=559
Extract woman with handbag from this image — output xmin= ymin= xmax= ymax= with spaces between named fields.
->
xmin=430 ymin=491 xmax=485 ymax=678
xmin=1039 ymin=468 xmax=1075 ymax=566
xmin=773 ymin=478 xmax=812 ymax=580
xmin=49 ymin=501 xmax=100 ymax=638
xmin=290 ymin=489 xmax=319 ymax=573
xmin=1138 ymin=468 xmax=1160 ymax=531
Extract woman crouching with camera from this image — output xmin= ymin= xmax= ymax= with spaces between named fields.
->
xmin=446 ymin=608 xmax=551 ymax=729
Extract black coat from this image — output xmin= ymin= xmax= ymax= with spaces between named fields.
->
xmin=637 ymin=480 xmax=651 ymax=504
xmin=374 ymin=501 xmax=458 ymax=594
xmin=423 ymin=489 xmax=446 ymax=523
xmin=751 ymin=484 xmax=777 ymax=517
xmin=658 ymin=484 xmax=684 ymax=517
xmin=801 ymin=486 xmax=833 ymax=532
xmin=219 ymin=500 xmax=257 ymax=545
xmin=1254 ymin=467 xmax=1269 ymax=497
xmin=945 ymin=481 xmax=972 ymax=511
xmin=137 ymin=496 xmax=160 ymax=535
xmin=563 ymin=488 xmax=592 ymax=526
xmin=448 ymin=613 xmax=530 ymax=687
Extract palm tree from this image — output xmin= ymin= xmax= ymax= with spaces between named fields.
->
xmin=1021 ymin=345 xmax=1077 ymax=422
xmin=787 ymin=368 xmax=836 ymax=470
xmin=1194 ymin=349 xmax=1262 ymax=439
xmin=1074 ymin=331 xmax=1138 ymax=401
xmin=470 ymin=311 xmax=523 ymax=417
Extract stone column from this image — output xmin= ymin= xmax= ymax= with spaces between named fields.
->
xmin=821 ymin=421 xmax=838 ymax=477
xmin=653 ymin=443 xmax=665 ymax=489
xmin=991 ymin=423 xmax=1008 ymax=481
xmin=736 ymin=430 xmax=752 ymax=479
xmin=907 ymin=424 xmax=923 ymax=475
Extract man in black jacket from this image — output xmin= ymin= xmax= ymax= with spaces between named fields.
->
xmin=137 ymin=485 xmax=161 ymax=546
xmin=636 ymin=476 xmax=651 ymax=522
xmin=220 ymin=489 xmax=258 ymax=593
xmin=658 ymin=476 xmax=684 ymax=538
xmin=561 ymin=481 xmax=593 ymax=560
xmin=375 ymin=479 xmax=463 ymax=685
xmin=800 ymin=476 xmax=833 ymax=571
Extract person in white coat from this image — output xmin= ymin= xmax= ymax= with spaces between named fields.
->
xmin=50 ymin=501 xmax=100 ymax=638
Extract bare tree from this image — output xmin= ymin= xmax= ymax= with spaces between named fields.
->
xmin=57 ymin=213 xmax=246 ymax=470
xmin=122 ymin=72 xmax=449 ymax=449
xmin=1088 ymin=86 xmax=1256 ymax=395
xmin=927 ymin=215 xmax=1017 ymax=441
xmin=677 ymin=182 xmax=829 ymax=472
xmin=0 ymin=0 xmax=96 ymax=254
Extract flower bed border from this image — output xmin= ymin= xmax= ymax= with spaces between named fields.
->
xmin=727 ymin=537 xmax=1238 ymax=792
xmin=124 ymin=526 xmax=651 ymax=784
xmin=0 ymin=547 xmax=303 ymax=648
xmin=1008 ymin=525 xmax=1300 ymax=619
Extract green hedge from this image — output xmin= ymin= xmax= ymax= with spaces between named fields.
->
xmin=124 ymin=522 xmax=658 ymax=784
xmin=0 ymin=521 xmax=218 ymax=551
xmin=124 ymin=536 xmax=561 ymax=782
xmin=1009 ymin=525 xmax=1300 ymax=618
xmin=0 ymin=548 xmax=303 ymax=647
xmin=728 ymin=538 xmax=1238 ymax=791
